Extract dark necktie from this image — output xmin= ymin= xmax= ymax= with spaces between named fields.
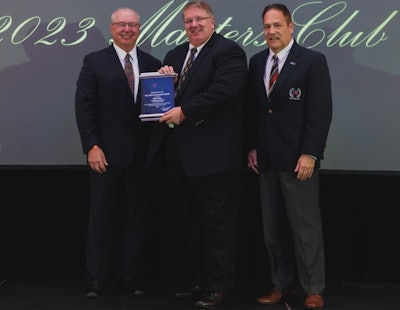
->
xmin=269 ymin=54 xmax=279 ymax=93
xmin=176 ymin=47 xmax=197 ymax=95
xmin=124 ymin=53 xmax=134 ymax=95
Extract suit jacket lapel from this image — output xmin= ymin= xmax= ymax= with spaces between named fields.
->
xmin=259 ymin=50 xmax=269 ymax=101
xmin=175 ymin=33 xmax=217 ymax=101
xmin=270 ymin=43 xmax=300 ymax=97
xmin=174 ymin=43 xmax=190 ymax=101
xmin=137 ymin=48 xmax=147 ymax=106
xmin=189 ymin=32 xmax=215 ymax=74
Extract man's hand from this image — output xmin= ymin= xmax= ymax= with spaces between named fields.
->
xmin=294 ymin=154 xmax=315 ymax=181
xmin=88 ymin=145 xmax=108 ymax=174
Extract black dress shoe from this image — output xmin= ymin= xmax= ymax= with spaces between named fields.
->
xmin=194 ymin=292 xmax=229 ymax=308
xmin=85 ymin=280 xmax=104 ymax=298
xmin=175 ymin=285 xmax=207 ymax=299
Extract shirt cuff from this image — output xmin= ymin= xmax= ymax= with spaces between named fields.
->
xmin=306 ymin=154 xmax=317 ymax=160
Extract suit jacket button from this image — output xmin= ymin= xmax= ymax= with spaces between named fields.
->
xmin=268 ymin=109 xmax=273 ymax=114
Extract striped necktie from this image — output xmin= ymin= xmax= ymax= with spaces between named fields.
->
xmin=176 ymin=47 xmax=197 ymax=95
xmin=269 ymin=54 xmax=279 ymax=93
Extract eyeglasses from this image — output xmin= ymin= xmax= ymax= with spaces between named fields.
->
xmin=112 ymin=22 xmax=140 ymax=29
xmin=184 ymin=16 xmax=212 ymax=25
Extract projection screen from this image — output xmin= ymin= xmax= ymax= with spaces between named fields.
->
xmin=0 ymin=0 xmax=399 ymax=172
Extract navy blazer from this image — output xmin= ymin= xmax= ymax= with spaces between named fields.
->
xmin=147 ymin=33 xmax=248 ymax=177
xmin=75 ymin=44 xmax=162 ymax=167
xmin=246 ymin=41 xmax=332 ymax=171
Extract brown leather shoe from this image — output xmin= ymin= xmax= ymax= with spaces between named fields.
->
xmin=257 ymin=291 xmax=283 ymax=304
xmin=304 ymin=294 xmax=324 ymax=309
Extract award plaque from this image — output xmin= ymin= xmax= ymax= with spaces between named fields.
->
xmin=138 ymin=72 xmax=176 ymax=121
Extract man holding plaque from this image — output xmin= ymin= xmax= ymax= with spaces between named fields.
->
xmin=147 ymin=1 xmax=247 ymax=308
xmin=75 ymin=7 xmax=161 ymax=298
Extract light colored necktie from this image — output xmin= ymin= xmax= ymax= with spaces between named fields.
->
xmin=269 ymin=54 xmax=279 ymax=93
xmin=124 ymin=53 xmax=134 ymax=94
xmin=176 ymin=47 xmax=197 ymax=95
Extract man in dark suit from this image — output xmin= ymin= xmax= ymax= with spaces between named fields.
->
xmin=75 ymin=7 xmax=162 ymax=298
xmin=245 ymin=3 xmax=332 ymax=309
xmin=147 ymin=1 xmax=247 ymax=307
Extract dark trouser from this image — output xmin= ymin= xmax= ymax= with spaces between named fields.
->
xmin=259 ymin=168 xmax=325 ymax=294
xmin=86 ymin=164 xmax=146 ymax=284
xmin=165 ymin=133 xmax=240 ymax=292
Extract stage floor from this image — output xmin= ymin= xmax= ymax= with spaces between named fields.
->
xmin=1 ymin=279 xmax=399 ymax=309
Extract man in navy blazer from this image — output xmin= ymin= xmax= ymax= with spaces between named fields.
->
xmin=147 ymin=1 xmax=247 ymax=307
xmin=246 ymin=4 xmax=332 ymax=309
xmin=75 ymin=7 xmax=161 ymax=298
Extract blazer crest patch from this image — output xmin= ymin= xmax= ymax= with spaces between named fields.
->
xmin=289 ymin=88 xmax=302 ymax=100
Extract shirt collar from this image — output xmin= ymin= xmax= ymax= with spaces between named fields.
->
xmin=113 ymin=44 xmax=138 ymax=63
